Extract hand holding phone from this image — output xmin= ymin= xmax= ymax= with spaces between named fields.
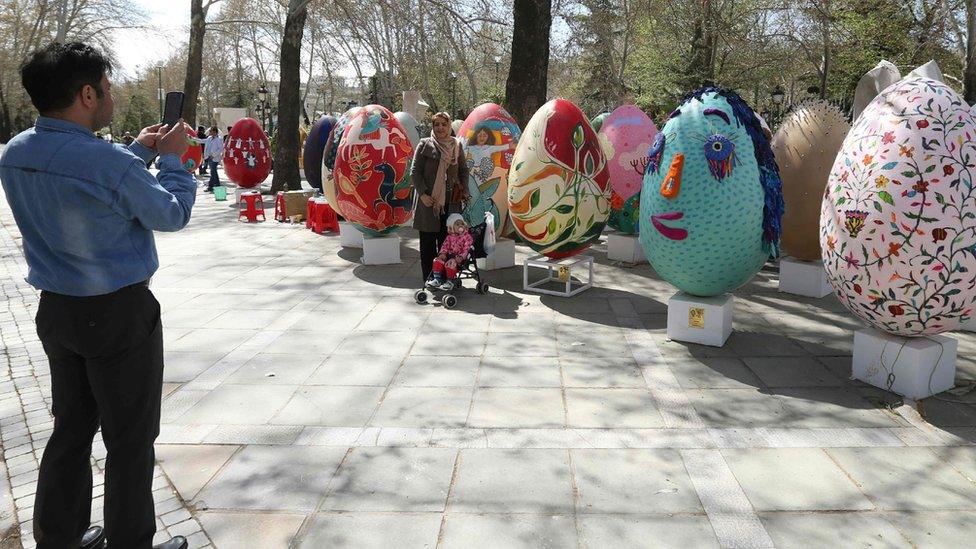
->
xmin=157 ymin=121 xmax=191 ymax=158
xmin=162 ymin=91 xmax=185 ymax=128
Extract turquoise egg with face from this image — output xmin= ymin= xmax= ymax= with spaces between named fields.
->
xmin=639 ymin=88 xmax=784 ymax=297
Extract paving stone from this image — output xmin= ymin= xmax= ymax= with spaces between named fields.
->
xmin=477 ymin=356 xmax=562 ymax=388
xmin=559 ymin=357 xmax=645 ymax=388
xmin=484 ymin=332 xmax=558 ymax=357
xmin=263 ymin=330 xmax=347 ymax=355
xmin=322 ymin=447 xmax=456 ymax=512
xmin=271 ymin=386 xmax=384 ymax=426
xmin=225 ymin=352 xmax=324 ymax=385
xmin=410 ymin=331 xmax=488 ymax=357
xmin=774 ymin=388 xmax=905 ymax=428
xmin=565 ymin=388 xmax=665 ymax=429
xmin=827 ymin=447 xmax=976 ymax=510
xmin=884 ymin=510 xmax=976 ymax=548
xmin=574 ymin=449 xmax=702 ymax=513
xmin=669 ymin=357 xmax=764 ymax=390
xmin=760 ymin=512 xmax=907 ymax=548
xmin=371 ymin=387 xmax=472 ymax=427
xmin=468 ymin=388 xmax=565 ymax=428
xmin=297 ymin=512 xmax=441 ymax=548
xmin=197 ymin=511 xmax=306 ymax=548
xmin=450 ymin=448 xmax=573 ymax=514
xmin=440 ymin=513 xmax=577 ymax=549
xmin=742 ymin=356 xmax=843 ymax=388
xmin=723 ymin=448 xmax=873 ymax=511
xmin=333 ymin=331 xmax=417 ymax=357
xmin=688 ymin=388 xmax=791 ymax=427
xmin=394 ymin=356 xmax=480 ymax=387
xmin=578 ymin=515 xmax=719 ymax=548
xmin=174 ymin=384 xmax=296 ymax=424
xmin=305 ymin=353 xmax=403 ymax=386
xmin=155 ymin=444 xmax=240 ymax=501
xmin=356 ymin=310 xmax=429 ymax=332
xmin=196 ymin=445 xmax=345 ymax=511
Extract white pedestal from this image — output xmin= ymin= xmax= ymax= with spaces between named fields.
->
xmin=667 ymin=292 xmax=733 ymax=347
xmin=852 ymin=328 xmax=957 ymax=399
xmin=523 ymin=254 xmax=594 ymax=297
xmin=607 ymin=232 xmax=646 ymax=264
xmin=339 ymin=222 xmax=364 ymax=248
xmin=234 ymin=188 xmax=247 ymax=204
xmin=476 ymin=238 xmax=516 ymax=270
xmin=778 ymin=257 xmax=833 ymax=298
xmin=362 ymin=234 xmax=401 ymax=265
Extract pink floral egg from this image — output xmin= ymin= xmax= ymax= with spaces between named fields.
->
xmin=598 ymin=105 xmax=658 ymax=234
xmin=821 ymin=78 xmax=976 ymax=336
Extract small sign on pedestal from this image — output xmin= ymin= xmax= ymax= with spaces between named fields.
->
xmin=476 ymin=237 xmax=516 ymax=270
xmin=523 ymin=254 xmax=594 ymax=297
xmin=362 ymin=234 xmax=401 ymax=265
xmin=338 ymin=222 xmax=364 ymax=248
xmin=607 ymin=232 xmax=646 ymax=264
xmin=667 ymin=292 xmax=733 ymax=347
xmin=852 ymin=328 xmax=957 ymax=399
xmin=778 ymin=257 xmax=833 ymax=298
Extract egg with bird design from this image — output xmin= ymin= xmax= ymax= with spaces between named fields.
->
xmin=223 ymin=118 xmax=271 ymax=188
xmin=640 ymin=87 xmax=784 ymax=297
xmin=508 ymin=98 xmax=611 ymax=258
xmin=821 ymin=77 xmax=976 ymax=336
xmin=322 ymin=107 xmax=363 ymax=211
xmin=332 ymin=105 xmax=415 ymax=236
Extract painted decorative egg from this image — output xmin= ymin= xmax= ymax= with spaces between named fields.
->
xmin=508 ymin=98 xmax=611 ymax=259
xmin=640 ymin=87 xmax=784 ymax=297
xmin=598 ymin=105 xmax=658 ymax=234
xmin=772 ymin=101 xmax=850 ymax=261
xmin=394 ymin=111 xmax=421 ymax=148
xmin=303 ymin=115 xmax=336 ymax=192
xmin=179 ymin=129 xmax=202 ymax=172
xmin=322 ymin=107 xmax=363 ymax=210
xmin=223 ymin=118 xmax=271 ymax=188
xmin=821 ymin=77 xmax=976 ymax=336
xmin=458 ymin=103 xmax=521 ymax=235
xmin=333 ymin=104 xmax=415 ymax=236
xmin=451 ymin=119 xmax=463 ymax=136
xmin=590 ymin=112 xmax=610 ymax=133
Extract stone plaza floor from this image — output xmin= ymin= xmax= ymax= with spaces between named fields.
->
xmin=1 ymin=168 xmax=976 ymax=548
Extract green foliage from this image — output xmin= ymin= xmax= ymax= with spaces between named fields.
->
xmin=118 ymin=93 xmax=157 ymax=135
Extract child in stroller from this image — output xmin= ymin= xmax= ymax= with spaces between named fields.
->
xmin=417 ymin=213 xmax=491 ymax=308
xmin=427 ymin=214 xmax=472 ymax=291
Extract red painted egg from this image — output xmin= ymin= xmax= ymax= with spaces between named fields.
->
xmin=179 ymin=129 xmax=203 ymax=172
xmin=332 ymin=105 xmax=415 ymax=236
xmin=223 ymin=118 xmax=271 ymax=188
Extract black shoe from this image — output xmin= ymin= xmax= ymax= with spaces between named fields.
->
xmin=80 ymin=526 xmax=105 ymax=549
xmin=153 ymin=536 xmax=188 ymax=549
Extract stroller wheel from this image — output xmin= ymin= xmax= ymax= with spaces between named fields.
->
xmin=477 ymin=282 xmax=490 ymax=294
xmin=443 ymin=294 xmax=458 ymax=309
xmin=414 ymin=289 xmax=429 ymax=304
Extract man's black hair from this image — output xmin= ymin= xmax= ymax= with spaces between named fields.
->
xmin=20 ymin=42 xmax=113 ymax=113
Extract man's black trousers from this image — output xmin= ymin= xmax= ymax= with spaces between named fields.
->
xmin=33 ymin=282 xmax=163 ymax=549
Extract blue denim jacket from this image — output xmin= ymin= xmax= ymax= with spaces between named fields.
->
xmin=0 ymin=117 xmax=197 ymax=296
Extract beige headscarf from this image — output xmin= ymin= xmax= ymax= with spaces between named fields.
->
xmin=430 ymin=127 xmax=459 ymax=217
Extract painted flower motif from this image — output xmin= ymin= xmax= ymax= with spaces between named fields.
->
xmin=610 ymin=192 xmax=624 ymax=210
xmin=862 ymin=154 xmax=873 ymax=165
xmin=943 ymin=165 xmax=955 ymax=176
xmin=916 ymin=120 xmax=929 ymax=129
xmin=912 ymin=181 xmax=929 ymax=193
xmin=932 ymin=227 xmax=948 ymax=242
xmin=844 ymin=251 xmax=860 ymax=267
xmin=826 ymin=235 xmax=836 ymax=251
xmin=882 ymin=131 xmax=895 ymax=144
xmin=844 ymin=210 xmax=869 ymax=238
xmin=899 ymin=145 xmax=915 ymax=157
xmin=853 ymin=283 xmax=862 ymax=294
xmin=839 ymin=171 xmax=849 ymax=183
xmin=888 ymin=242 xmax=901 ymax=256
xmin=874 ymin=175 xmax=889 ymax=188
xmin=888 ymin=304 xmax=905 ymax=316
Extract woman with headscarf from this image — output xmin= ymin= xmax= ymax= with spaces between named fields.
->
xmin=411 ymin=112 xmax=470 ymax=283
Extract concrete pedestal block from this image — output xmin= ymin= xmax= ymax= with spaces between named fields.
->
xmin=607 ymin=232 xmax=646 ymax=264
xmin=362 ymin=234 xmax=401 ymax=265
xmin=778 ymin=257 xmax=833 ymax=298
xmin=852 ymin=328 xmax=957 ymax=399
xmin=338 ymin=222 xmax=364 ymax=248
xmin=476 ymin=238 xmax=516 ymax=271
xmin=667 ymin=292 xmax=733 ymax=347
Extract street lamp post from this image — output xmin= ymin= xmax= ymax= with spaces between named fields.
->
xmin=770 ymin=85 xmax=785 ymax=127
xmin=450 ymin=72 xmax=458 ymax=119
xmin=257 ymin=84 xmax=269 ymax=130
xmin=156 ymin=66 xmax=163 ymax=120
xmin=493 ymin=56 xmax=501 ymax=93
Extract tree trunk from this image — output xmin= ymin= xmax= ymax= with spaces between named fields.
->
xmin=966 ymin=0 xmax=976 ymax=104
xmin=182 ymin=0 xmax=209 ymax=126
xmin=503 ymin=0 xmax=551 ymax=128
xmin=271 ymin=0 xmax=309 ymax=193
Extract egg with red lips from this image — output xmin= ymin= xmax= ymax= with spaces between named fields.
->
xmin=223 ymin=118 xmax=271 ymax=188
xmin=640 ymin=87 xmax=784 ymax=297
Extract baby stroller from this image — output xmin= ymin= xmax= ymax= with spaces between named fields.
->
xmin=415 ymin=219 xmax=491 ymax=309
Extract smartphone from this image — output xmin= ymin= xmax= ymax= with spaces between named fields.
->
xmin=162 ymin=91 xmax=185 ymax=128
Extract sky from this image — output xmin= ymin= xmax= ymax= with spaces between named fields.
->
xmin=112 ymin=0 xmax=198 ymax=79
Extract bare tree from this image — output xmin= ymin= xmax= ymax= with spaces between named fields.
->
xmin=505 ymin=0 xmax=551 ymax=127
xmin=270 ymin=0 xmax=312 ymax=193
xmin=183 ymin=0 xmax=222 ymax=125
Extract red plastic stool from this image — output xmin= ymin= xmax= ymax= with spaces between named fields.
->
xmin=238 ymin=191 xmax=265 ymax=222
xmin=274 ymin=192 xmax=287 ymax=222
xmin=306 ymin=197 xmax=317 ymax=229
xmin=309 ymin=199 xmax=340 ymax=234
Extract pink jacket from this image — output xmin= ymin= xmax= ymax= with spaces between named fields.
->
xmin=440 ymin=231 xmax=473 ymax=258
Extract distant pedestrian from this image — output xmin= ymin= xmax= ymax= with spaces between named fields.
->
xmin=0 ymin=41 xmax=193 ymax=549
xmin=202 ymin=126 xmax=223 ymax=192
xmin=196 ymin=125 xmax=207 ymax=175
xmin=122 ymin=131 xmax=134 ymax=146
xmin=223 ymin=126 xmax=232 ymax=145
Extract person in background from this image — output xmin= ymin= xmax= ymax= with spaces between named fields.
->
xmin=223 ymin=126 xmax=232 ymax=145
xmin=0 ymin=41 xmax=194 ymax=549
xmin=202 ymin=126 xmax=223 ymax=192
xmin=195 ymin=125 xmax=207 ymax=176
xmin=122 ymin=131 xmax=134 ymax=146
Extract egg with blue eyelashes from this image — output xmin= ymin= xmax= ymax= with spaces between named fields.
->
xmin=640 ymin=87 xmax=785 ymax=297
